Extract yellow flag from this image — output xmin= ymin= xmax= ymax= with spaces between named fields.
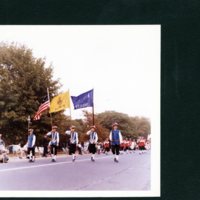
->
xmin=50 ymin=91 xmax=70 ymax=113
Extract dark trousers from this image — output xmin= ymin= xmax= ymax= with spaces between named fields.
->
xmin=43 ymin=146 xmax=48 ymax=156
xmin=88 ymin=143 xmax=96 ymax=154
xmin=69 ymin=143 xmax=76 ymax=155
xmin=112 ymin=144 xmax=120 ymax=155
xmin=50 ymin=144 xmax=57 ymax=155
xmin=27 ymin=147 xmax=35 ymax=157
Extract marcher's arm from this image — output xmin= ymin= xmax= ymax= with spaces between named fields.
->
xmin=65 ymin=130 xmax=71 ymax=135
xmin=76 ymin=132 xmax=79 ymax=144
xmin=46 ymin=132 xmax=51 ymax=136
xmin=95 ymin=133 xmax=98 ymax=143
xmin=32 ymin=135 xmax=36 ymax=147
xmin=57 ymin=133 xmax=60 ymax=146
xmin=86 ymin=131 xmax=91 ymax=135
xmin=109 ymin=131 xmax=112 ymax=141
xmin=119 ymin=131 xmax=123 ymax=144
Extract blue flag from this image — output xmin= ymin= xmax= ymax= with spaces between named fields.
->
xmin=71 ymin=89 xmax=93 ymax=109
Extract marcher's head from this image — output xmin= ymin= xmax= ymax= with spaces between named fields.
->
xmin=28 ymin=129 xmax=33 ymax=134
xmin=90 ymin=125 xmax=96 ymax=132
xmin=70 ymin=125 xmax=76 ymax=132
xmin=0 ymin=134 xmax=2 ymax=138
xmin=112 ymin=122 xmax=119 ymax=130
xmin=52 ymin=126 xmax=58 ymax=132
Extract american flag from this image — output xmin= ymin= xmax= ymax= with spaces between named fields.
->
xmin=33 ymin=100 xmax=50 ymax=120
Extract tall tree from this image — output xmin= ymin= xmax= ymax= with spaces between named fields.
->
xmin=0 ymin=43 xmax=61 ymax=144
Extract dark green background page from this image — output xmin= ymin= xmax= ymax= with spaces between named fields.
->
xmin=0 ymin=0 xmax=200 ymax=199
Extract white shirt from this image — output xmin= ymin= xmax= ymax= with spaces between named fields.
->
xmin=65 ymin=131 xmax=78 ymax=144
xmin=47 ymin=131 xmax=59 ymax=145
xmin=86 ymin=131 xmax=98 ymax=144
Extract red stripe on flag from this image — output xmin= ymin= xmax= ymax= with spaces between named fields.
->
xmin=33 ymin=100 xmax=50 ymax=120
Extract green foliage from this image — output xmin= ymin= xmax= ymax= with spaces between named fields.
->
xmin=82 ymin=110 xmax=150 ymax=141
xmin=96 ymin=111 xmax=150 ymax=139
xmin=0 ymin=43 xmax=61 ymax=144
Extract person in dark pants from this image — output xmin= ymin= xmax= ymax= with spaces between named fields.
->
xmin=26 ymin=129 xmax=36 ymax=162
xmin=65 ymin=125 xmax=78 ymax=162
xmin=109 ymin=122 xmax=123 ymax=163
xmin=46 ymin=126 xmax=59 ymax=162
xmin=42 ymin=135 xmax=49 ymax=157
xmin=86 ymin=125 xmax=98 ymax=162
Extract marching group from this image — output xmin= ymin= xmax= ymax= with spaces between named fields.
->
xmin=0 ymin=122 xmax=150 ymax=163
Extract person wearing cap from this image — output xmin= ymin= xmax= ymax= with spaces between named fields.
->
xmin=26 ymin=128 xmax=36 ymax=162
xmin=109 ymin=122 xmax=123 ymax=163
xmin=86 ymin=125 xmax=98 ymax=162
xmin=46 ymin=126 xmax=59 ymax=162
xmin=65 ymin=125 xmax=79 ymax=162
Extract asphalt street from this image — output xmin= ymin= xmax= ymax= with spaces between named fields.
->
xmin=0 ymin=151 xmax=150 ymax=191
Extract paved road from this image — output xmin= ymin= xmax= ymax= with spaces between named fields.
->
xmin=0 ymin=151 xmax=150 ymax=191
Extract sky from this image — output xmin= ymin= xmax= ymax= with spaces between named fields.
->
xmin=0 ymin=25 xmax=160 ymax=120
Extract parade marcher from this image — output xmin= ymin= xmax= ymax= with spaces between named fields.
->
xmin=86 ymin=125 xmax=98 ymax=162
xmin=65 ymin=125 xmax=78 ymax=162
xmin=109 ymin=122 xmax=123 ymax=163
xmin=0 ymin=133 xmax=9 ymax=163
xmin=26 ymin=129 xmax=36 ymax=162
xmin=103 ymin=138 xmax=110 ymax=155
xmin=42 ymin=135 xmax=49 ymax=157
xmin=46 ymin=126 xmax=59 ymax=162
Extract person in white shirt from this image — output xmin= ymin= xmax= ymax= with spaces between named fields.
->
xmin=26 ymin=129 xmax=36 ymax=162
xmin=86 ymin=125 xmax=98 ymax=162
xmin=65 ymin=125 xmax=78 ymax=162
xmin=46 ymin=126 xmax=59 ymax=162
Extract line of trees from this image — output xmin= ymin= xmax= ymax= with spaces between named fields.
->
xmin=0 ymin=43 xmax=150 ymax=146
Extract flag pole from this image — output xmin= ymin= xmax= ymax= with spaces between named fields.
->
xmin=47 ymin=88 xmax=53 ymax=127
xmin=92 ymin=105 xmax=95 ymax=125
xmin=92 ymin=89 xmax=94 ymax=125
xmin=68 ymin=89 xmax=72 ymax=120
